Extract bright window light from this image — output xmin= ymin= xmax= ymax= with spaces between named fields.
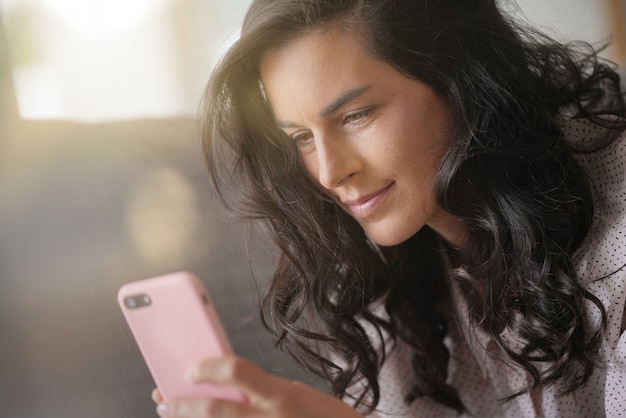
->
xmin=40 ymin=0 xmax=169 ymax=33
xmin=0 ymin=0 xmax=250 ymax=122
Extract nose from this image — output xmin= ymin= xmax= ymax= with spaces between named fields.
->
xmin=315 ymin=133 xmax=361 ymax=190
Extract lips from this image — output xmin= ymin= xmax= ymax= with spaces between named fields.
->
xmin=342 ymin=182 xmax=394 ymax=218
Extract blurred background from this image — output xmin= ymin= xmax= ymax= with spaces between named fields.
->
xmin=0 ymin=0 xmax=624 ymax=417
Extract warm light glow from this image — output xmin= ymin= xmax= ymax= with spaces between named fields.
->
xmin=126 ymin=168 xmax=199 ymax=269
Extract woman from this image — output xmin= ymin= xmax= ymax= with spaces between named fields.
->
xmin=155 ymin=0 xmax=626 ymax=416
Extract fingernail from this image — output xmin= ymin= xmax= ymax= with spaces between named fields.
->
xmin=156 ymin=403 xmax=168 ymax=418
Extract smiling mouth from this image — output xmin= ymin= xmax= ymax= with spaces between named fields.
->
xmin=343 ymin=183 xmax=394 ymax=218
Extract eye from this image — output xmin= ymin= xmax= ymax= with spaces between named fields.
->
xmin=343 ymin=108 xmax=373 ymax=125
xmin=290 ymin=130 xmax=314 ymax=149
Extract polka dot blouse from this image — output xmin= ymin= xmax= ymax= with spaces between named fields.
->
xmin=354 ymin=119 xmax=626 ymax=417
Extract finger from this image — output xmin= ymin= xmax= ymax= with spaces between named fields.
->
xmin=156 ymin=398 xmax=259 ymax=418
xmin=152 ymin=388 xmax=163 ymax=404
xmin=187 ymin=355 xmax=284 ymax=400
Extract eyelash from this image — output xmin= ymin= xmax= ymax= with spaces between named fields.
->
xmin=291 ymin=131 xmax=313 ymax=146
xmin=288 ymin=108 xmax=375 ymax=148
xmin=343 ymin=108 xmax=373 ymax=125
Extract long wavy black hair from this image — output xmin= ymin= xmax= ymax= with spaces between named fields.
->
xmin=201 ymin=0 xmax=626 ymax=413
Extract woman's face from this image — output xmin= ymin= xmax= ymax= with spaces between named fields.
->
xmin=260 ymin=29 xmax=462 ymax=247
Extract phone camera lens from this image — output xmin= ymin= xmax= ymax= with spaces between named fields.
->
xmin=124 ymin=294 xmax=152 ymax=309
xmin=125 ymin=297 xmax=137 ymax=309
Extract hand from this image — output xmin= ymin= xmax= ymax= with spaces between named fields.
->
xmin=152 ymin=355 xmax=363 ymax=418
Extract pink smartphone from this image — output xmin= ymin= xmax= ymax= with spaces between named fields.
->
xmin=117 ymin=271 xmax=247 ymax=403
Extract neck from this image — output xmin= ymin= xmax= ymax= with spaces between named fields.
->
xmin=427 ymin=209 xmax=468 ymax=252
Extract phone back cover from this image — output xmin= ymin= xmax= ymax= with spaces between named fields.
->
xmin=118 ymin=272 xmax=246 ymax=403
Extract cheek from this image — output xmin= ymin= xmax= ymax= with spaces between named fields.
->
xmin=393 ymin=121 xmax=449 ymax=175
xmin=377 ymin=126 xmax=422 ymax=167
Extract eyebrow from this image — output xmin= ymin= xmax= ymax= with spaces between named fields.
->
xmin=276 ymin=85 xmax=371 ymax=129
xmin=320 ymin=85 xmax=371 ymax=117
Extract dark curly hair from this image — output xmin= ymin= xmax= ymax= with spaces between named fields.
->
xmin=201 ymin=0 xmax=626 ymax=414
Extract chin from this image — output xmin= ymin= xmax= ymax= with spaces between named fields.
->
xmin=362 ymin=218 xmax=424 ymax=247
xmin=366 ymin=231 xmax=413 ymax=248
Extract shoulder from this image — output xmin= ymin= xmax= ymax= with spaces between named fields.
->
xmin=562 ymin=119 xmax=626 ymax=416
xmin=561 ymin=118 xmax=626 ymax=283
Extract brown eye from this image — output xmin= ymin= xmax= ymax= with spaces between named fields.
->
xmin=343 ymin=109 xmax=373 ymax=125
xmin=291 ymin=131 xmax=314 ymax=150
